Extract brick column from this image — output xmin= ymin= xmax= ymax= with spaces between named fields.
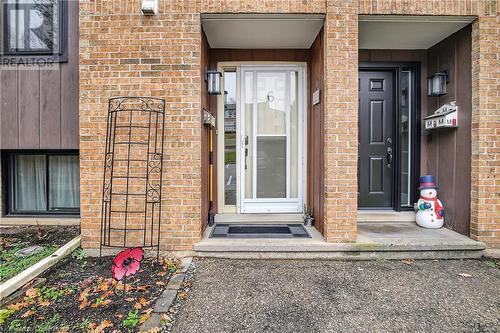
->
xmin=323 ymin=1 xmax=359 ymax=242
xmin=471 ymin=16 xmax=500 ymax=249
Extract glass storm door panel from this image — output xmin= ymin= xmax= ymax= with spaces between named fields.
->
xmin=240 ymin=68 xmax=303 ymax=213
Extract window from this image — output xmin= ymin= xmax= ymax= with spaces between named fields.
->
xmin=6 ymin=152 xmax=79 ymax=214
xmin=1 ymin=0 xmax=67 ymax=61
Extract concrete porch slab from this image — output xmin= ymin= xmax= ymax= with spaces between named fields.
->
xmin=194 ymin=222 xmax=485 ymax=260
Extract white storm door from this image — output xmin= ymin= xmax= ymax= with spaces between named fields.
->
xmin=240 ymin=67 xmax=304 ymax=213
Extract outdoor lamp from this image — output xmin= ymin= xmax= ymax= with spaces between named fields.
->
xmin=427 ymin=71 xmax=448 ymax=96
xmin=206 ymin=70 xmax=222 ymax=95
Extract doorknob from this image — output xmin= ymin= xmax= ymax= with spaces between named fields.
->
xmin=386 ymin=147 xmax=393 ymax=168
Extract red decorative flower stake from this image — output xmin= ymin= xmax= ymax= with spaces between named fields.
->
xmin=112 ymin=248 xmax=144 ymax=301
xmin=112 ymin=247 xmax=144 ymax=281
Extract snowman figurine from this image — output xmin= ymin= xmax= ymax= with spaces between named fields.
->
xmin=415 ymin=175 xmax=444 ymax=229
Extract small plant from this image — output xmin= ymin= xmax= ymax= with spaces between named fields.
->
xmin=122 ymin=310 xmax=141 ymax=327
xmin=36 ymin=313 xmax=61 ymax=333
xmin=8 ymin=319 xmax=23 ymax=330
xmin=72 ymin=248 xmax=86 ymax=260
xmin=303 ymin=204 xmax=313 ymax=218
xmin=484 ymin=260 xmax=499 ymax=269
xmin=303 ymin=205 xmax=314 ymax=226
xmin=0 ymin=309 xmax=15 ymax=324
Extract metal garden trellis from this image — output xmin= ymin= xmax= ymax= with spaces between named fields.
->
xmin=99 ymin=97 xmax=166 ymax=258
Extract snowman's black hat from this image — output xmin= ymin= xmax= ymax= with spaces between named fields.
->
xmin=418 ymin=175 xmax=438 ymax=190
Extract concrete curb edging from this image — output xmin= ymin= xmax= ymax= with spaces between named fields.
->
xmin=0 ymin=236 xmax=81 ymax=301
xmin=140 ymin=257 xmax=193 ymax=332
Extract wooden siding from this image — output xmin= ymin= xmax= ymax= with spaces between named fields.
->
xmin=309 ymin=29 xmax=325 ymax=234
xmin=201 ymin=31 xmax=211 ymax=231
xmin=426 ymin=26 xmax=472 ymax=236
xmin=0 ymin=0 xmax=79 ymax=150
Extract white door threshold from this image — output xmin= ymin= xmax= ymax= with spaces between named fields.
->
xmin=215 ymin=213 xmax=304 ymax=224
xmin=358 ymin=210 xmax=415 ymax=223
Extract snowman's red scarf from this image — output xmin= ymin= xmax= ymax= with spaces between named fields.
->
xmin=420 ymin=196 xmax=444 ymax=219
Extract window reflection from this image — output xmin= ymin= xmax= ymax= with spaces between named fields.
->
xmin=224 ymin=71 xmax=237 ymax=206
xmin=400 ymin=71 xmax=411 ymax=207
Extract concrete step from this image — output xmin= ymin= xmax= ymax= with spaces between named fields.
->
xmin=195 ymin=222 xmax=485 ymax=260
xmin=214 ymin=213 xmax=304 ymax=224
xmin=358 ymin=210 xmax=416 ymax=222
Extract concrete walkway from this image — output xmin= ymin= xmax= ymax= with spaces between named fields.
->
xmin=172 ymin=258 xmax=499 ymax=333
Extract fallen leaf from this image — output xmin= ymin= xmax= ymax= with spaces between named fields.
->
xmin=177 ymin=291 xmax=188 ymax=300
xmin=155 ymin=281 xmax=166 ymax=286
xmin=142 ymin=308 xmax=154 ymax=315
xmin=134 ymin=297 xmax=149 ymax=309
xmin=139 ymin=313 xmax=150 ymax=324
xmin=79 ymin=288 xmax=91 ymax=301
xmin=125 ymin=297 xmax=135 ymax=302
xmin=25 ymin=288 xmax=39 ymax=298
xmin=79 ymin=298 xmax=90 ymax=309
xmin=458 ymin=273 xmax=472 ymax=278
xmin=88 ymin=320 xmax=113 ymax=333
xmin=7 ymin=301 xmax=29 ymax=311
xmin=135 ymin=285 xmax=149 ymax=292
xmin=91 ymin=299 xmax=112 ymax=308
xmin=38 ymin=300 xmax=51 ymax=307
xmin=401 ymin=259 xmax=415 ymax=265
xmin=21 ymin=310 xmax=35 ymax=318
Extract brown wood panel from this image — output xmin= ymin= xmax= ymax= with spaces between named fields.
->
xmin=426 ymin=25 xmax=472 ymax=236
xmin=40 ymin=69 xmax=61 ymax=148
xmin=453 ymin=26 xmax=472 ymax=236
xmin=308 ymin=28 xmax=325 ymax=234
xmin=0 ymin=70 xmax=19 ymax=148
xmin=0 ymin=0 xmax=79 ymax=150
xmin=60 ymin=0 xmax=80 ymax=149
xmin=18 ymin=69 xmax=40 ymax=148
xmin=200 ymin=30 xmax=211 ymax=232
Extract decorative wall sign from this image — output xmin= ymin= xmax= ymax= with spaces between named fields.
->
xmin=424 ymin=101 xmax=458 ymax=130
xmin=312 ymin=89 xmax=320 ymax=106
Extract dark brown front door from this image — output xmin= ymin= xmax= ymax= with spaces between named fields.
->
xmin=359 ymin=70 xmax=395 ymax=208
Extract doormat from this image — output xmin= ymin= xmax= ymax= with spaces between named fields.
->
xmin=210 ymin=224 xmax=310 ymax=238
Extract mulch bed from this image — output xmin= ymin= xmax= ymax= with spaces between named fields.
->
xmin=0 ymin=225 xmax=79 ymax=283
xmin=0 ymin=254 xmax=179 ymax=333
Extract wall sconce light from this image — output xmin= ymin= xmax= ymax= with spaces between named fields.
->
xmin=141 ymin=0 xmax=158 ymax=15
xmin=427 ymin=71 xmax=448 ymax=96
xmin=206 ymin=70 xmax=222 ymax=95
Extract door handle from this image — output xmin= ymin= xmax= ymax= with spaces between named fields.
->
xmin=386 ymin=147 xmax=393 ymax=168
xmin=242 ymin=135 xmax=249 ymax=170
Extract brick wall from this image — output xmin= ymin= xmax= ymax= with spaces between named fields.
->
xmin=471 ymin=16 xmax=500 ymax=248
xmin=323 ymin=1 xmax=358 ymax=242
xmin=80 ymin=0 xmax=500 ymax=250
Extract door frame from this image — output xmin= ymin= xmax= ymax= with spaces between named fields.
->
xmin=359 ymin=62 xmax=421 ymax=211
xmin=216 ymin=62 xmax=307 ymax=214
